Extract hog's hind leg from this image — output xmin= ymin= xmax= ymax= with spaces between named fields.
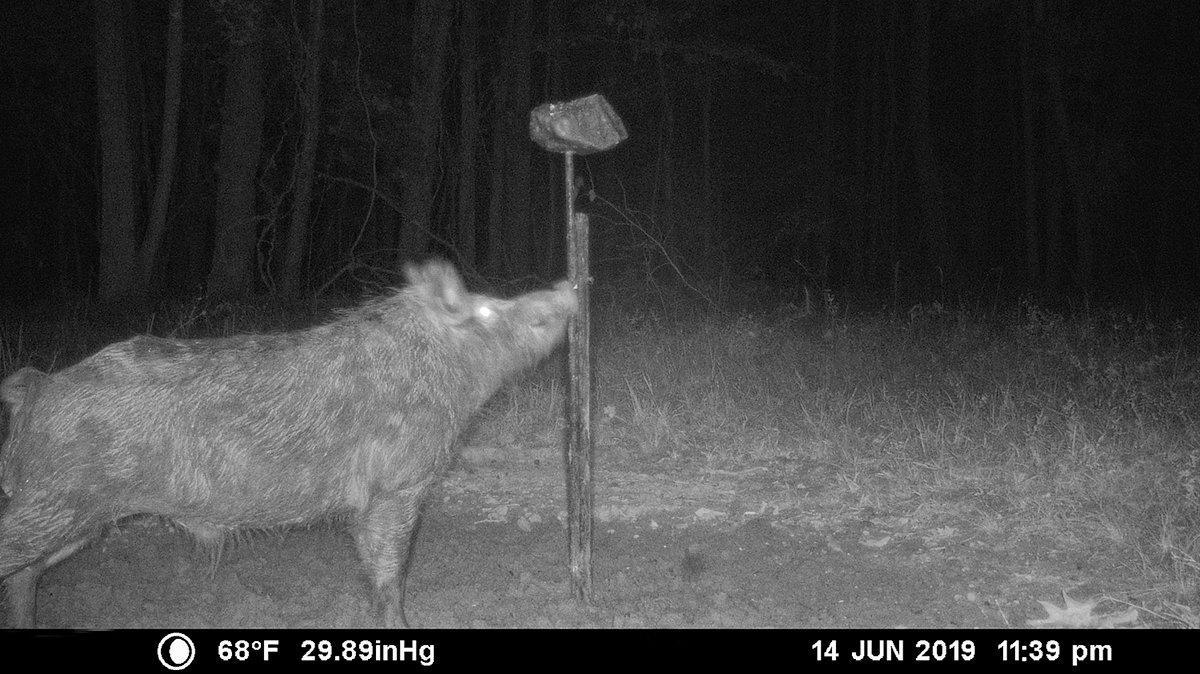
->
xmin=1 ymin=493 xmax=100 ymax=627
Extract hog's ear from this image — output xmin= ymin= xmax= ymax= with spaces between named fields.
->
xmin=411 ymin=259 xmax=471 ymax=320
xmin=406 ymin=259 xmax=465 ymax=293
xmin=402 ymin=261 xmax=424 ymax=286
xmin=1 ymin=366 xmax=49 ymax=410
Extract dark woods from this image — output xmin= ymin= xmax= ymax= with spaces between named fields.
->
xmin=0 ymin=1 xmax=1195 ymax=310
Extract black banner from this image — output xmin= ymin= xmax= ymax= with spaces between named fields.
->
xmin=0 ymin=629 xmax=1171 ymax=670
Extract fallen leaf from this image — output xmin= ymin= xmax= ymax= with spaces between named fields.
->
xmin=1026 ymin=592 xmax=1139 ymax=628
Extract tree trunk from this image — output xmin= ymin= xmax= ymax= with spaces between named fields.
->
xmin=824 ymin=0 xmax=839 ymax=144
xmin=1044 ymin=52 xmax=1093 ymax=296
xmin=883 ymin=4 xmax=900 ymax=297
xmin=125 ymin=0 xmax=152 ymax=206
xmin=171 ymin=48 xmax=215 ymax=293
xmin=207 ymin=17 xmax=265 ymax=298
xmin=501 ymin=0 xmax=533 ymax=277
xmin=139 ymin=0 xmax=183 ymax=289
xmin=486 ymin=0 xmax=533 ymax=277
xmin=1044 ymin=139 xmax=1063 ymax=293
xmin=653 ymin=47 xmax=675 ymax=239
xmin=397 ymin=0 xmax=454 ymax=265
xmin=486 ymin=71 xmax=508 ymax=275
xmin=701 ymin=74 xmax=713 ymax=254
xmin=906 ymin=0 xmax=953 ymax=291
xmin=456 ymin=0 xmax=478 ymax=269
xmin=94 ymin=0 xmax=140 ymax=301
xmin=281 ymin=0 xmax=324 ymax=296
xmin=538 ymin=0 xmax=566 ymax=278
xmin=1017 ymin=0 xmax=1041 ymax=289
xmin=865 ymin=3 xmax=894 ymax=295
xmin=855 ymin=11 xmax=873 ymax=287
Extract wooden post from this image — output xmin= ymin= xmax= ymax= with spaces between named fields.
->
xmin=564 ymin=152 xmax=594 ymax=598
xmin=528 ymin=94 xmax=626 ymax=604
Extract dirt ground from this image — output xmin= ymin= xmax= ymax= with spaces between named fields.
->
xmin=9 ymin=449 xmax=1157 ymax=629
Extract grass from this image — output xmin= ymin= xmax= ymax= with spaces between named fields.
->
xmin=2 ymin=286 xmax=1199 ymax=626
xmin=581 ymin=289 xmax=1200 ymax=626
